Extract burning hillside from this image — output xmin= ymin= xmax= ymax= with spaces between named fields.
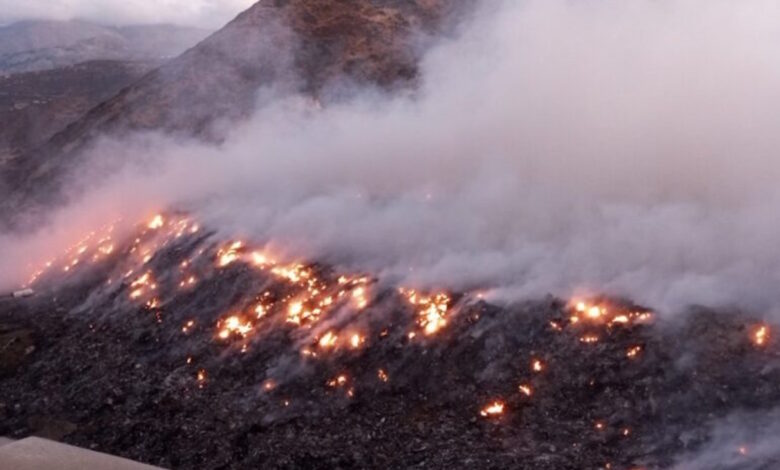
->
xmin=4 ymin=0 xmax=780 ymax=468
xmin=2 ymin=213 xmax=780 ymax=468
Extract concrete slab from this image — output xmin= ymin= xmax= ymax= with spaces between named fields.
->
xmin=0 ymin=437 xmax=164 ymax=470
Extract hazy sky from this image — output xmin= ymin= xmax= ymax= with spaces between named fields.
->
xmin=0 ymin=0 xmax=256 ymax=28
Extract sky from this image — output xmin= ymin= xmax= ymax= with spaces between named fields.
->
xmin=0 ymin=0 xmax=256 ymax=28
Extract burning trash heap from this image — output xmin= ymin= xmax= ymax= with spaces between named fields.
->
xmin=1 ymin=213 xmax=779 ymax=469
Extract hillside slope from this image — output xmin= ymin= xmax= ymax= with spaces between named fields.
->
xmin=0 ymin=60 xmax=158 ymax=163
xmin=0 ymin=0 xmax=473 ymax=227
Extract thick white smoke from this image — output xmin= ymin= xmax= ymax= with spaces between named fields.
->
xmin=4 ymin=0 xmax=780 ymax=314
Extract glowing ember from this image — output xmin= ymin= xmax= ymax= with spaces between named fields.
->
xmin=400 ymin=289 xmax=452 ymax=335
xmin=217 ymin=241 xmax=243 ymax=267
xmin=319 ymin=331 xmax=338 ymax=348
xmin=580 ymin=335 xmax=600 ymax=344
xmin=128 ymin=271 xmax=156 ymax=300
xmin=587 ymin=306 xmax=604 ymax=319
xmin=182 ymin=320 xmax=195 ymax=333
xmin=217 ymin=315 xmax=253 ymax=339
xmin=753 ymin=325 xmax=769 ymax=346
xmin=271 ymin=264 xmax=311 ymax=284
xmin=254 ymin=304 xmax=268 ymax=318
xmin=570 ymin=299 xmax=653 ymax=327
xmin=251 ymin=251 xmax=272 ymax=266
xmin=518 ymin=384 xmax=533 ymax=396
xmin=148 ymin=215 xmax=165 ymax=229
xmin=97 ymin=244 xmax=114 ymax=255
xmin=573 ymin=300 xmax=605 ymax=320
xmin=378 ymin=369 xmax=389 ymax=382
xmin=349 ymin=333 xmax=364 ymax=349
xmin=532 ymin=359 xmax=544 ymax=372
xmin=327 ymin=374 xmax=349 ymax=387
xmin=352 ymin=286 xmax=369 ymax=309
xmin=626 ymin=346 xmax=642 ymax=358
xmin=480 ymin=401 xmax=505 ymax=417
xmin=610 ymin=315 xmax=629 ymax=325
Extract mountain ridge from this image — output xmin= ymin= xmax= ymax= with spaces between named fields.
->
xmin=0 ymin=0 xmax=474 ymax=227
xmin=0 ymin=19 xmax=210 ymax=74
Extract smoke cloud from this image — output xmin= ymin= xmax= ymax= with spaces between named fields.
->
xmin=4 ymin=0 xmax=780 ymax=315
xmin=672 ymin=409 xmax=780 ymax=469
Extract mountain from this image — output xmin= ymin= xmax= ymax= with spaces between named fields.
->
xmin=0 ymin=60 xmax=158 ymax=164
xmin=0 ymin=0 xmax=474 ymax=227
xmin=0 ymin=20 xmax=210 ymax=74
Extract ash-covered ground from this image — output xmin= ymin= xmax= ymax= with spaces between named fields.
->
xmin=1 ymin=215 xmax=779 ymax=469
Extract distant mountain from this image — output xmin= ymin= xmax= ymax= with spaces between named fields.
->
xmin=0 ymin=0 xmax=474 ymax=226
xmin=0 ymin=20 xmax=210 ymax=74
xmin=0 ymin=59 xmax=159 ymax=164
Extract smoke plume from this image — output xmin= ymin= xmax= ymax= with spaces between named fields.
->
xmin=4 ymin=0 xmax=780 ymax=315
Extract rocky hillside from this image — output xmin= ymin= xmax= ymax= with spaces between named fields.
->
xmin=0 ymin=60 xmax=158 ymax=164
xmin=0 ymin=0 xmax=474 ymax=228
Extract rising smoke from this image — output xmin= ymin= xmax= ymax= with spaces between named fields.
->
xmin=3 ymin=0 xmax=780 ymax=315
xmin=672 ymin=409 xmax=780 ymax=469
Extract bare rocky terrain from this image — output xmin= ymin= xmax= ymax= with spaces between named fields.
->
xmin=0 ymin=60 xmax=158 ymax=163
xmin=0 ymin=19 xmax=212 ymax=186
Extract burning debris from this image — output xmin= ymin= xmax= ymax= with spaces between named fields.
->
xmin=480 ymin=401 xmax=505 ymax=418
xmin=2 ymin=212 xmax=780 ymax=469
xmin=752 ymin=325 xmax=770 ymax=347
xmin=399 ymin=289 xmax=452 ymax=336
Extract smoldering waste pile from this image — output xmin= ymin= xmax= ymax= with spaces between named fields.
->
xmin=1 ymin=214 xmax=779 ymax=469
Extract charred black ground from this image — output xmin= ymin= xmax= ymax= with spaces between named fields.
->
xmin=1 ymin=216 xmax=779 ymax=469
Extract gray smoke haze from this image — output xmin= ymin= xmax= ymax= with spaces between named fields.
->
xmin=3 ymin=0 xmax=780 ymax=315
xmin=0 ymin=0 xmax=253 ymax=28
xmin=672 ymin=409 xmax=780 ymax=469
